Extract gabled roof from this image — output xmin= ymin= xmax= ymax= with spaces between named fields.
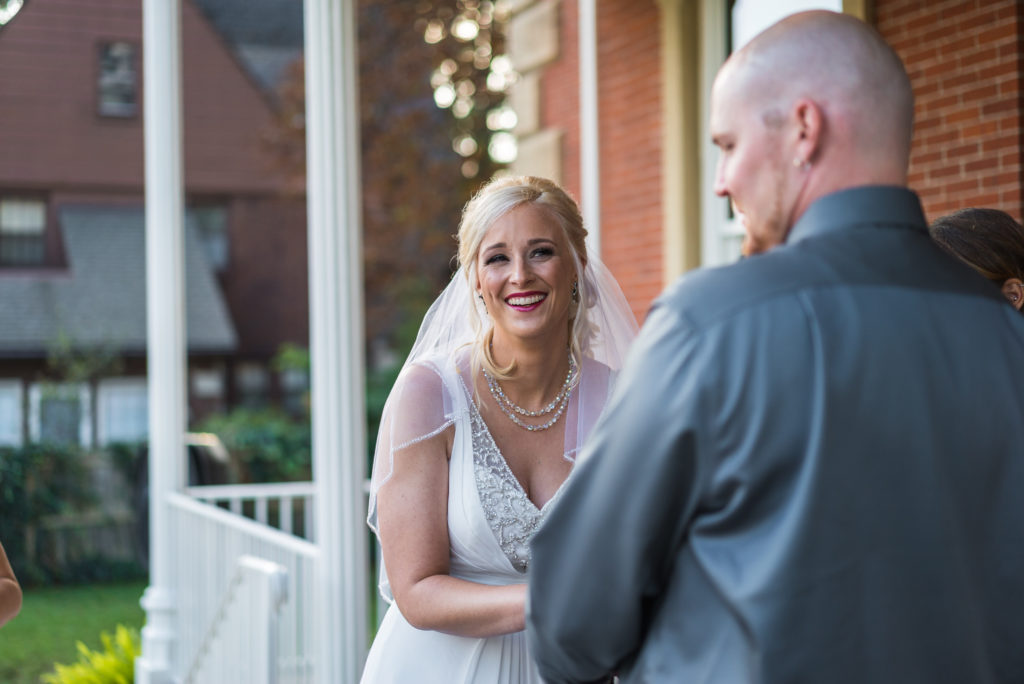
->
xmin=191 ymin=0 xmax=304 ymax=93
xmin=0 ymin=205 xmax=237 ymax=356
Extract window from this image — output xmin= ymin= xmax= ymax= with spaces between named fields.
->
xmin=279 ymin=367 xmax=309 ymax=415
xmin=0 ymin=380 xmax=23 ymax=447
xmin=98 ymin=41 xmax=138 ymax=118
xmin=236 ymin=363 xmax=269 ymax=407
xmin=0 ymin=197 xmax=45 ymax=266
xmin=97 ymin=378 xmax=148 ymax=445
xmin=191 ymin=367 xmax=225 ymax=399
xmin=188 ymin=205 xmax=230 ymax=271
xmin=29 ymin=383 xmax=92 ymax=447
xmin=700 ymin=0 xmax=843 ymax=267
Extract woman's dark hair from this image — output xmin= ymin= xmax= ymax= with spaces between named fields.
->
xmin=929 ymin=208 xmax=1024 ymax=284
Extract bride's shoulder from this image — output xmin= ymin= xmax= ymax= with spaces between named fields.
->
xmin=394 ymin=350 xmax=468 ymax=400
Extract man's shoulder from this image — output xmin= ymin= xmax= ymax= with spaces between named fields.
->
xmin=655 ymin=248 xmax=817 ymax=330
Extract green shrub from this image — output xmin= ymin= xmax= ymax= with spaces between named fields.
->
xmin=0 ymin=443 xmax=93 ymax=586
xmin=196 ymin=408 xmax=311 ymax=483
xmin=41 ymin=624 xmax=140 ymax=684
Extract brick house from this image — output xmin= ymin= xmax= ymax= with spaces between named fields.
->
xmin=0 ymin=0 xmax=309 ymax=449
xmin=504 ymin=0 xmax=1022 ymax=323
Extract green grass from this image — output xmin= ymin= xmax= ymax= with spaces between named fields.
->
xmin=0 ymin=580 xmax=147 ymax=684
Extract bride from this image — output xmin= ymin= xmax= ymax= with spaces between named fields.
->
xmin=361 ymin=175 xmax=637 ymax=683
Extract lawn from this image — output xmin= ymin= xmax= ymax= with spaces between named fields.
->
xmin=0 ymin=579 xmax=147 ymax=684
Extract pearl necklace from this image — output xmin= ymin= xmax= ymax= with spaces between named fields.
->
xmin=482 ymin=353 xmax=576 ymax=432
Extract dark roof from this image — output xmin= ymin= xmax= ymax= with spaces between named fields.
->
xmin=0 ymin=205 xmax=237 ymax=355
xmin=190 ymin=0 xmax=304 ymax=93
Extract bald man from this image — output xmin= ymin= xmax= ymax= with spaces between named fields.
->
xmin=528 ymin=11 xmax=1024 ymax=683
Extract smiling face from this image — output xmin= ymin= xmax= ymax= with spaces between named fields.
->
xmin=475 ymin=204 xmax=577 ymax=350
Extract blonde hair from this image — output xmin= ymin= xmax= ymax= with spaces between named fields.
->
xmin=457 ymin=175 xmax=589 ymax=381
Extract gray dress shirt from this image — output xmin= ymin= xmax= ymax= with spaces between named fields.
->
xmin=527 ymin=186 xmax=1024 ymax=684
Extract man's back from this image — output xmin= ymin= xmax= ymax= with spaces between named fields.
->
xmin=528 ymin=187 xmax=1024 ymax=683
xmin=646 ymin=188 xmax=1024 ymax=681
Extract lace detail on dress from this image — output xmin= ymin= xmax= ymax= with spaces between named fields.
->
xmin=469 ymin=403 xmax=547 ymax=574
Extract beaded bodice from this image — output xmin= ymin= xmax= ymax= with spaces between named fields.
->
xmin=469 ymin=400 xmax=561 ymax=574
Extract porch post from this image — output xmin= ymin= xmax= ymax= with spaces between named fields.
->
xmin=304 ymin=0 xmax=369 ymax=682
xmin=657 ymin=0 xmax=702 ymax=279
xmin=578 ymin=0 xmax=602 ymax=256
xmin=136 ymin=0 xmax=187 ymax=682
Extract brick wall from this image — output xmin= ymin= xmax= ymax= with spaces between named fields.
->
xmin=877 ymin=0 xmax=1023 ymax=221
xmin=539 ymin=0 xmax=581 ymax=200
xmin=537 ymin=0 xmax=663 ymax=323
xmin=594 ymin=0 xmax=663 ymax=323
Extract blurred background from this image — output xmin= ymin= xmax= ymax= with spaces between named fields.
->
xmin=0 ymin=0 xmax=511 ymax=680
xmin=1 ymin=0 xmax=1021 ymax=680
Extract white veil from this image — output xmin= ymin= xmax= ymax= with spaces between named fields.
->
xmin=367 ymin=254 xmax=638 ymax=600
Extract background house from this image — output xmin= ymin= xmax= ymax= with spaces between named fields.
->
xmin=0 ymin=0 xmax=309 ymax=451
xmin=503 ymin=0 xmax=1021 ymax=323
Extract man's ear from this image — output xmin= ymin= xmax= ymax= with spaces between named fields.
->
xmin=1001 ymin=277 xmax=1024 ymax=310
xmin=793 ymin=98 xmax=823 ymax=166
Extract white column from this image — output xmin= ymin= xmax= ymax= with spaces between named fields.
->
xmin=304 ymin=0 xmax=369 ymax=682
xmin=137 ymin=0 xmax=187 ymax=682
xmin=578 ymin=0 xmax=601 ymax=256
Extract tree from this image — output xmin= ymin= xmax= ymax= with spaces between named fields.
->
xmin=263 ymin=0 xmax=512 ymax=363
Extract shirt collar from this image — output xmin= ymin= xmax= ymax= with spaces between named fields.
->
xmin=786 ymin=185 xmax=927 ymax=246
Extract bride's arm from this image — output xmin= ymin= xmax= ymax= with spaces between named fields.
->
xmin=376 ymin=428 xmax=526 ymax=638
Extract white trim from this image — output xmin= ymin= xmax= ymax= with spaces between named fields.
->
xmin=168 ymin=492 xmax=319 ymax=558
xmin=699 ymin=0 xmax=733 ymax=267
xmin=304 ymin=0 xmax=368 ymax=680
xmin=138 ymin=0 xmax=186 ymax=680
xmin=0 ymin=379 xmax=23 ymax=447
xmin=578 ymin=0 xmax=601 ymax=256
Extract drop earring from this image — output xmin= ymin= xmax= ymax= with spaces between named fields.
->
xmin=571 ymin=281 xmax=579 ymax=302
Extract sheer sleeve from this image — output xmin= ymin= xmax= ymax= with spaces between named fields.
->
xmin=368 ymin=359 xmax=459 ymax=527
xmin=367 ymin=357 xmax=462 ymax=601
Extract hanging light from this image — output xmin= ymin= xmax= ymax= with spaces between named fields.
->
xmin=0 ymin=0 xmax=25 ymax=25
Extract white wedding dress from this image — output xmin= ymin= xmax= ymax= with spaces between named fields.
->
xmin=361 ymin=354 xmax=612 ymax=683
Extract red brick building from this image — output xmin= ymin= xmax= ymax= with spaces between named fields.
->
xmin=506 ymin=0 xmax=1023 ymax=322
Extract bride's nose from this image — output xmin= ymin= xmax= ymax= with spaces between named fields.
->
xmin=510 ymin=257 xmax=533 ymax=285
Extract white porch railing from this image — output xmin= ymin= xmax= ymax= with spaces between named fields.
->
xmin=187 ymin=482 xmax=316 ymax=541
xmin=184 ymin=555 xmax=288 ymax=684
xmin=168 ymin=492 xmax=319 ymax=683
